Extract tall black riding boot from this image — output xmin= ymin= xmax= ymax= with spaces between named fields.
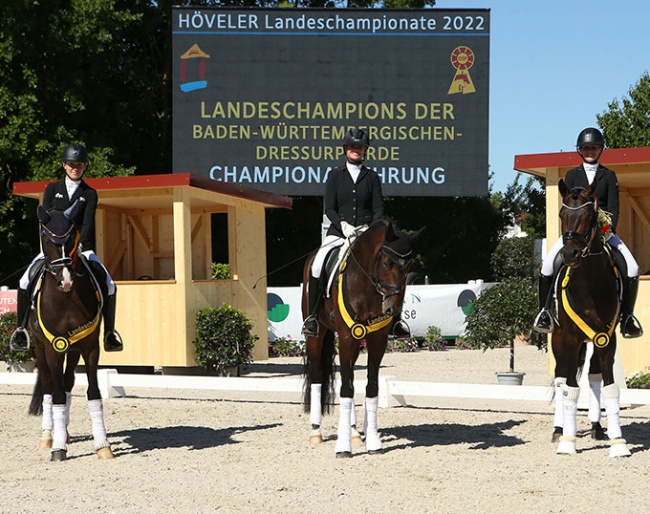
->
xmin=620 ymin=277 xmax=643 ymax=338
xmin=533 ymin=274 xmax=555 ymax=334
xmin=102 ymin=292 xmax=124 ymax=352
xmin=392 ymin=317 xmax=411 ymax=341
xmin=301 ymin=275 xmax=321 ymax=337
xmin=9 ymin=288 xmax=31 ymax=351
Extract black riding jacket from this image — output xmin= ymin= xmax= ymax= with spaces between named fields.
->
xmin=564 ymin=163 xmax=620 ymax=232
xmin=324 ymin=164 xmax=384 ymax=238
xmin=42 ymin=179 xmax=99 ymax=252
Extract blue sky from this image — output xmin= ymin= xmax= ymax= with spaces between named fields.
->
xmin=434 ymin=0 xmax=650 ymax=192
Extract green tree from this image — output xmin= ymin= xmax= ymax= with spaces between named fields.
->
xmin=495 ymin=174 xmax=546 ymax=239
xmin=598 ymin=71 xmax=650 ymax=148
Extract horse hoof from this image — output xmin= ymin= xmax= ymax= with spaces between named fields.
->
xmin=50 ymin=449 xmax=67 ymax=462
xmin=309 ymin=429 xmax=323 ymax=445
xmin=38 ymin=439 xmax=53 ymax=449
xmin=609 ymin=439 xmax=631 ymax=458
xmin=336 ymin=451 xmax=353 ymax=459
xmin=556 ymin=436 xmax=577 ymax=455
xmin=97 ymin=447 xmax=115 ymax=460
xmin=350 ymin=435 xmax=363 ymax=445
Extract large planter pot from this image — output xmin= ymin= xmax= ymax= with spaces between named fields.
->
xmin=9 ymin=360 xmax=36 ymax=373
xmin=496 ymin=371 xmax=525 ymax=385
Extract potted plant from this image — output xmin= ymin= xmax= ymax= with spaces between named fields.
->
xmin=192 ymin=304 xmax=258 ymax=376
xmin=463 ymin=237 xmax=539 ymax=385
xmin=0 ymin=311 xmax=36 ymax=372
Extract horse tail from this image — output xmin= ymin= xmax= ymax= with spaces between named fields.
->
xmin=302 ymin=330 xmax=337 ymax=416
xmin=28 ymin=369 xmax=43 ymax=416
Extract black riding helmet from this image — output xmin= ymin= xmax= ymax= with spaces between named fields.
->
xmin=576 ymin=128 xmax=605 ymax=148
xmin=342 ymin=128 xmax=370 ymax=148
xmin=61 ymin=143 xmax=89 ymax=163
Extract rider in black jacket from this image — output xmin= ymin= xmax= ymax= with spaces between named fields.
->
xmin=533 ymin=127 xmax=642 ymax=338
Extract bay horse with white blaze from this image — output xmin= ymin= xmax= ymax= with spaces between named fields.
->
xmin=27 ymin=201 xmax=114 ymax=461
xmin=302 ymin=219 xmax=424 ymax=457
xmin=551 ymin=178 xmax=629 ymax=457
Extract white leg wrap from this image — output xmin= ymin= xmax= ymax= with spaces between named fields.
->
xmin=309 ymin=384 xmax=322 ymax=427
xmin=42 ymin=394 xmax=54 ymax=431
xmin=363 ymin=397 xmax=382 ymax=452
xmin=64 ymin=392 xmax=72 ymax=428
xmin=602 ymin=384 xmax=622 ymax=440
xmin=601 ymin=383 xmax=630 ymax=457
xmin=52 ymin=405 xmax=67 ymax=452
xmin=553 ymin=377 xmax=567 ymax=428
xmin=335 ymin=397 xmax=353 ymax=454
xmin=588 ymin=373 xmax=602 ymax=423
xmin=88 ymin=399 xmax=110 ymax=450
xmin=350 ymin=401 xmax=357 ymax=428
xmin=556 ymin=385 xmax=580 ymax=455
xmin=561 ymin=385 xmax=580 ymax=437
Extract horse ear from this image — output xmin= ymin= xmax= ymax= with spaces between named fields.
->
xmin=385 ymin=221 xmax=397 ymax=242
xmin=408 ymin=226 xmax=426 ymax=246
xmin=37 ymin=205 xmax=50 ymax=225
xmin=558 ymin=179 xmax=569 ymax=197
xmin=64 ymin=200 xmax=81 ymax=221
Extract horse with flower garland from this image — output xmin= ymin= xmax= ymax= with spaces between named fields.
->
xmin=550 ymin=179 xmax=630 ymax=457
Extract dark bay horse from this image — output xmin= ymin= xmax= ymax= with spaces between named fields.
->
xmin=551 ymin=179 xmax=629 ymax=457
xmin=302 ymin=219 xmax=424 ymax=457
xmin=27 ymin=202 xmax=114 ymax=461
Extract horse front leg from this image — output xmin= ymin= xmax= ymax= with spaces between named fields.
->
xmin=553 ymin=334 xmax=581 ymax=455
xmin=84 ymin=343 xmax=114 ymax=459
xmin=363 ymin=333 xmax=388 ymax=454
xmin=45 ymin=352 xmax=68 ymax=461
xmin=334 ymin=335 xmax=358 ymax=458
xmin=597 ymin=341 xmax=631 ymax=457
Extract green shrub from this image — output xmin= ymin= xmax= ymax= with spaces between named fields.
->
xmin=626 ymin=367 xmax=650 ymax=389
xmin=0 ymin=311 xmax=36 ymax=365
xmin=211 ymin=263 xmax=231 ymax=280
xmin=423 ymin=325 xmax=447 ymax=351
xmin=192 ymin=304 xmax=257 ymax=375
xmin=268 ymin=336 xmax=305 ymax=357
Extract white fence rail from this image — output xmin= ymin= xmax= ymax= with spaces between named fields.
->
xmin=3 ymin=371 xmax=650 ymax=408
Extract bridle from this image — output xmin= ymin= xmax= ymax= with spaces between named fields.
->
xmin=349 ymin=240 xmax=412 ymax=302
xmin=561 ymin=198 xmax=599 ymax=257
xmin=41 ymin=223 xmax=80 ymax=276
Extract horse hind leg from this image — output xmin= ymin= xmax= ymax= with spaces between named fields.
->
xmin=602 ymin=384 xmax=631 ymax=457
xmin=587 ymin=373 xmax=607 ymax=441
xmin=308 ymin=383 xmax=324 ymax=444
xmin=38 ymin=394 xmax=54 ymax=449
xmin=551 ymin=377 xmax=566 ymax=443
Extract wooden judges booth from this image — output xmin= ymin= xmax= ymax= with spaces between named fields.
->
xmin=515 ymin=146 xmax=650 ymax=376
xmin=13 ymin=174 xmax=292 ymax=368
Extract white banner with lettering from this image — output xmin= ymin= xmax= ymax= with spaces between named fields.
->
xmin=267 ymin=281 xmax=495 ymax=341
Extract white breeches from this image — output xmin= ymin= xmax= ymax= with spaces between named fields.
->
xmin=311 ymin=235 xmax=345 ymax=278
xmin=20 ymin=250 xmax=115 ymax=295
xmin=541 ymin=234 xmax=639 ymax=277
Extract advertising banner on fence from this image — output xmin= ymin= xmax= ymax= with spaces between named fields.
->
xmin=267 ymin=281 xmax=494 ymax=341
xmin=172 ymin=8 xmax=490 ymax=197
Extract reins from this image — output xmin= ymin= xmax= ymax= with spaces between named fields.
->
xmin=561 ymin=199 xmax=599 ymax=257
xmin=347 ymin=241 xmax=410 ymax=302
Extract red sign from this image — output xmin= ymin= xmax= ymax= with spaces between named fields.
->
xmin=0 ymin=289 xmax=17 ymax=314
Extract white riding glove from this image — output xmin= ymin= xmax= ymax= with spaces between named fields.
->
xmin=340 ymin=221 xmax=357 ymax=239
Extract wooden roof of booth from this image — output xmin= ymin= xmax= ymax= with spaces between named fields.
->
xmin=12 ymin=173 xmax=293 ymax=211
xmin=514 ymin=146 xmax=650 ymax=190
